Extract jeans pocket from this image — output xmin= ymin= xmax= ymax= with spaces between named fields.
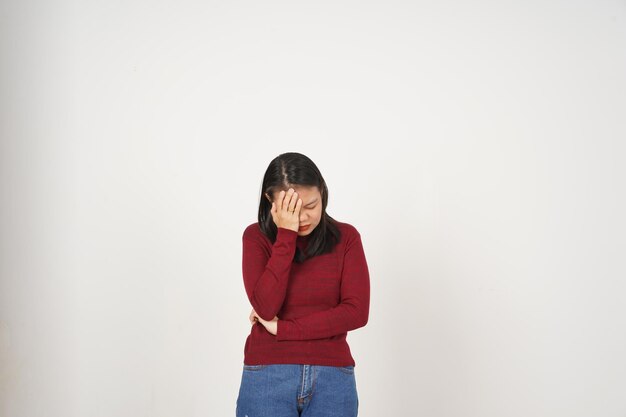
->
xmin=243 ymin=364 xmax=268 ymax=371
xmin=337 ymin=365 xmax=355 ymax=374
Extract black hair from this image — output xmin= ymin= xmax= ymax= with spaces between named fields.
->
xmin=257 ymin=152 xmax=341 ymax=263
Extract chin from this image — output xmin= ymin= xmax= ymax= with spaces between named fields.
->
xmin=298 ymin=225 xmax=315 ymax=234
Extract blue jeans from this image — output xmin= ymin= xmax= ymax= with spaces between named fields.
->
xmin=236 ymin=364 xmax=359 ymax=417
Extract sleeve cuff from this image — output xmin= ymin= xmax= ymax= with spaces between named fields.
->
xmin=276 ymin=227 xmax=298 ymax=240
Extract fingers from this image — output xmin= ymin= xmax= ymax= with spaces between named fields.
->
xmin=250 ymin=308 xmax=259 ymax=324
xmin=279 ymin=189 xmax=295 ymax=211
xmin=293 ymin=197 xmax=302 ymax=214
xmin=287 ymin=189 xmax=300 ymax=213
xmin=278 ymin=188 xmax=301 ymax=215
xmin=269 ymin=188 xmax=303 ymax=230
xmin=279 ymin=190 xmax=289 ymax=212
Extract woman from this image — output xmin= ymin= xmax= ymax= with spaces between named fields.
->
xmin=236 ymin=152 xmax=370 ymax=417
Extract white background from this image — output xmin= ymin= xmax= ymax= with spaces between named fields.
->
xmin=1 ymin=1 xmax=625 ymax=416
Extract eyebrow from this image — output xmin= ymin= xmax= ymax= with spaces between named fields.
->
xmin=305 ymin=199 xmax=318 ymax=206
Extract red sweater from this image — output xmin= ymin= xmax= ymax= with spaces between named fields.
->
xmin=241 ymin=220 xmax=370 ymax=367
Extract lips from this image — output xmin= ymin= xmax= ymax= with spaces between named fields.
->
xmin=299 ymin=225 xmax=310 ymax=230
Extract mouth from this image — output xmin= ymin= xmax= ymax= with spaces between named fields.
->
xmin=299 ymin=224 xmax=310 ymax=231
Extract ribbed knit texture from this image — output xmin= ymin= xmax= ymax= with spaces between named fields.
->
xmin=241 ymin=220 xmax=370 ymax=367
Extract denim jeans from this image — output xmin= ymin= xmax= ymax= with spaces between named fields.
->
xmin=236 ymin=363 xmax=359 ymax=417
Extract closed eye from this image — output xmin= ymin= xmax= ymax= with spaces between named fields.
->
xmin=305 ymin=199 xmax=318 ymax=208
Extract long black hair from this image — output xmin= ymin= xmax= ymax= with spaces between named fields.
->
xmin=257 ymin=152 xmax=341 ymax=263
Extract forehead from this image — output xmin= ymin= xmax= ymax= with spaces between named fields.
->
xmin=273 ymin=186 xmax=320 ymax=201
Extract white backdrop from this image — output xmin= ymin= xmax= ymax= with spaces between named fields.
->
xmin=1 ymin=1 xmax=625 ymax=416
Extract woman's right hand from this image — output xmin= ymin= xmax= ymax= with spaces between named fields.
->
xmin=269 ymin=188 xmax=302 ymax=233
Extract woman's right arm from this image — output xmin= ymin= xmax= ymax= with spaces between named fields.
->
xmin=242 ymin=226 xmax=298 ymax=321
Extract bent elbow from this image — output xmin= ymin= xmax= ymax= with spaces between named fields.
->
xmin=359 ymin=312 xmax=368 ymax=328
xmin=352 ymin=308 xmax=368 ymax=330
xmin=251 ymin=296 xmax=280 ymax=322
xmin=345 ymin=301 xmax=369 ymax=331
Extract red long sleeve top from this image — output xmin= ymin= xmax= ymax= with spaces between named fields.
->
xmin=241 ymin=220 xmax=370 ymax=367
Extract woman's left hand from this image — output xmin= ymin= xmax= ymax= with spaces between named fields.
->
xmin=250 ymin=308 xmax=279 ymax=336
